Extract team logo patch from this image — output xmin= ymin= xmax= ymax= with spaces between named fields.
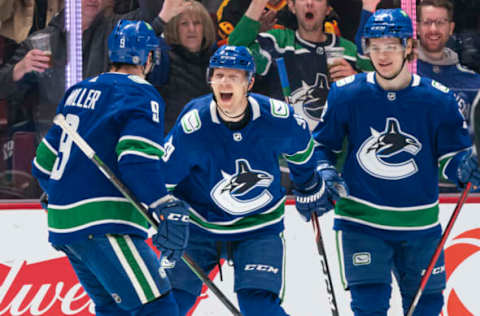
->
xmin=352 ymin=252 xmax=371 ymax=266
xmin=356 ymin=117 xmax=422 ymax=180
xmin=211 ymin=159 xmax=273 ymax=215
xmin=290 ymin=73 xmax=330 ymax=130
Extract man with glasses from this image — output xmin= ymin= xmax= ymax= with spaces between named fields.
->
xmin=417 ymin=0 xmax=480 ymax=192
xmin=314 ymin=9 xmax=480 ymax=315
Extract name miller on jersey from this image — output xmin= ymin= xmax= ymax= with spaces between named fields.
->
xmin=64 ymin=88 xmax=102 ymax=110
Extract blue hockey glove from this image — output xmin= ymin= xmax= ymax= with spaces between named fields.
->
xmin=293 ymin=173 xmax=331 ymax=222
xmin=151 ymin=195 xmax=190 ymax=265
xmin=317 ymin=161 xmax=349 ymax=201
xmin=457 ymin=150 xmax=480 ymax=188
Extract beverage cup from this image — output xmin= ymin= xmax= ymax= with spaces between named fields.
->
xmin=29 ymin=33 xmax=53 ymax=67
xmin=325 ymin=46 xmax=345 ymax=81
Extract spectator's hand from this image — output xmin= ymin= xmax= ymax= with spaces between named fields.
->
xmin=246 ymin=0 xmax=271 ymax=21
xmin=259 ymin=9 xmax=278 ymax=32
xmin=158 ymin=0 xmax=192 ymax=23
xmin=362 ymin=0 xmax=381 ymax=12
xmin=328 ymin=58 xmax=357 ymax=82
xmin=12 ymin=49 xmax=50 ymax=81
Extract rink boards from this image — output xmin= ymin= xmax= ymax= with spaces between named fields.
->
xmin=0 ymin=197 xmax=479 ymax=316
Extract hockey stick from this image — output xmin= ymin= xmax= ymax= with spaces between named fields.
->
xmin=53 ymin=114 xmax=242 ymax=316
xmin=276 ymin=57 xmax=340 ymax=316
xmin=406 ymin=181 xmax=472 ymax=316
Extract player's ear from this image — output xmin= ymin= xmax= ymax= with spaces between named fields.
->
xmin=247 ymin=76 xmax=255 ymax=91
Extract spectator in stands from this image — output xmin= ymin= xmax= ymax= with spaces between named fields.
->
xmin=417 ymin=0 xmax=480 ymax=119
xmin=0 ymin=0 xmax=163 ymax=141
xmin=0 ymin=0 xmax=64 ymax=44
xmin=228 ymin=0 xmax=372 ymax=132
xmin=216 ymin=0 xmax=342 ymax=46
xmin=149 ymin=0 xmax=217 ymax=134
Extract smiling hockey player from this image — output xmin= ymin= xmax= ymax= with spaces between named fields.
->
xmin=313 ymin=8 xmax=480 ymax=316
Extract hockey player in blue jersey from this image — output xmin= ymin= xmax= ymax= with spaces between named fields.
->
xmin=160 ymin=44 xmax=329 ymax=316
xmin=313 ymin=9 xmax=480 ymax=316
xmin=31 ymin=20 xmax=190 ymax=316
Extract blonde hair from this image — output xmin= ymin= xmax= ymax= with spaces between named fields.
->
xmin=164 ymin=1 xmax=216 ymax=51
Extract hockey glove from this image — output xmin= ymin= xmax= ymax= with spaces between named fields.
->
xmin=317 ymin=161 xmax=349 ymax=201
xmin=457 ymin=150 xmax=480 ymax=188
xmin=293 ymin=172 xmax=331 ymax=222
xmin=151 ymin=195 xmax=190 ymax=265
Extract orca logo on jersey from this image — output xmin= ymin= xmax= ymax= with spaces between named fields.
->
xmin=211 ymin=159 xmax=274 ymax=215
xmin=290 ymin=73 xmax=330 ymax=131
xmin=356 ymin=117 xmax=422 ymax=180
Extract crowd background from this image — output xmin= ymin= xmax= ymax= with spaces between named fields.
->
xmin=0 ymin=0 xmax=478 ymax=200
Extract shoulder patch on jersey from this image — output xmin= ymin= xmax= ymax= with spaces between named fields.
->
xmin=431 ymin=80 xmax=449 ymax=93
xmin=456 ymin=64 xmax=476 ymax=75
xmin=89 ymin=76 xmax=99 ymax=82
xmin=128 ymin=75 xmax=151 ymax=85
xmin=335 ymin=75 xmax=355 ymax=87
xmin=181 ymin=109 xmax=202 ymax=134
xmin=270 ymin=99 xmax=289 ymax=118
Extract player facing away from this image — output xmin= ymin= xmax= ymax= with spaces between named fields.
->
xmin=160 ymin=44 xmax=329 ymax=316
xmin=31 ymin=20 xmax=190 ymax=316
xmin=313 ymin=9 xmax=480 ymax=316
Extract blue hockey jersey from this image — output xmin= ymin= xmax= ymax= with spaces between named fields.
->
xmin=314 ymin=72 xmax=472 ymax=233
xmin=163 ymin=93 xmax=316 ymax=239
xmin=32 ymin=73 xmax=168 ymax=244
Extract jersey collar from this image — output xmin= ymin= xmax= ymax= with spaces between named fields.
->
xmin=366 ymin=72 xmax=421 ymax=88
xmin=210 ymin=95 xmax=261 ymax=124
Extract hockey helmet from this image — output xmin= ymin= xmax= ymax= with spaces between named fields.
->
xmin=207 ymin=45 xmax=256 ymax=83
xmin=108 ymin=20 xmax=160 ymax=66
xmin=362 ymin=9 xmax=413 ymax=51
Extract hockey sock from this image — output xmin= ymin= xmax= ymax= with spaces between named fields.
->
xmin=172 ymin=289 xmax=198 ymax=316
xmin=237 ymin=289 xmax=289 ymax=316
xmin=350 ymin=283 xmax=390 ymax=316
xmin=402 ymin=292 xmax=443 ymax=316
xmin=130 ymin=291 xmax=179 ymax=316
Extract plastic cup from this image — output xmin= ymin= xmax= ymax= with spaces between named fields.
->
xmin=29 ymin=33 xmax=52 ymax=67
xmin=325 ymin=46 xmax=345 ymax=81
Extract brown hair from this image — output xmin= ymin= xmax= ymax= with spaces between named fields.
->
xmin=416 ymin=0 xmax=454 ymax=22
xmin=163 ymin=1 xmax=216 ymax=51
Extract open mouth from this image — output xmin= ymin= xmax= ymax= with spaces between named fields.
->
xmin=220 ymin=93 xmax=233 ymax=102
xmin=305 ymin=12 xmax=314 ymax=20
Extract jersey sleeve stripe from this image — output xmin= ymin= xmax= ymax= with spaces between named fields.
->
xmin=282 ymin=137 xmax=315 ymax=164
xmin=34 ymin=140 xmax=58 ymax=173
xmin=33 ymin=157 xmax=52 ymax=176
xmin=116 ymin=136 xmax=165 ymax=161
xmin=42 ymin=138 xmax=58 ymax=155
xmin=117 ymin=150 xmax=161 ymax=162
